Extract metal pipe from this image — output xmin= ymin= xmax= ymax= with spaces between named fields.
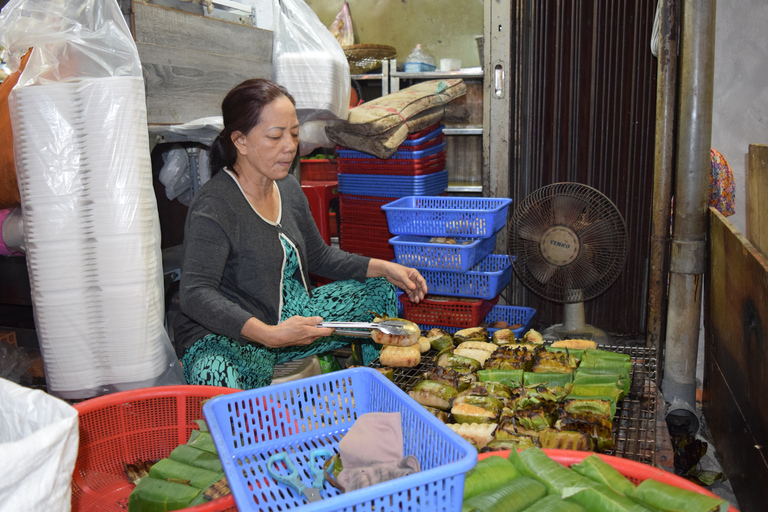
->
xmin=646 ymin=0 xmax=678 ymax=373
xmin=661 ymin=0 xmax=716 ymax=435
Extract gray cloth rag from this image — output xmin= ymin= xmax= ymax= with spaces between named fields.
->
xmin=337 ymin=412 xmax=421 ymax=492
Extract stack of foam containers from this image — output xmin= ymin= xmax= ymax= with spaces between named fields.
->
xmin=9 ymin=77 xmax=181 ymax=399
xmin=336 ymin=123 xmax=448 ymax=261
xmin=382 ymin=196 xmax=537 ymax=337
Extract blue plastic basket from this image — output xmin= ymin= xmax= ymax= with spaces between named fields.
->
xmin=338 ymin=170 xmax=448 ymax=198
xmin=336 ymin=142 xmax=446 ymax=161
xmin=202 ymin=367 xmax=476 ymax=512
xmin=417 ymin=304 xmax=537 ymax=339
xmin=382 ymin=196 xmax=513 ymax=238
xmin=399 ymin=124 xmax=444 ymax=147
xmin=390 ymin=234 xmax=497 ymax=272
xmin=419 ymin=254 xmax=513 ymax=300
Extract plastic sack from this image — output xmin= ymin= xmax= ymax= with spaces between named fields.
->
xmin=0 ymin=377 xmax=79 ymax=511
xmin=159 ymin=145 xmax=192 ymax=202
xmin=273 ymin=0 xmax=351 ymax=154
xmin=330 ymin=1 xmax=354 ymax=48
xmin=0 ymin=0 xmax=185 ymax=400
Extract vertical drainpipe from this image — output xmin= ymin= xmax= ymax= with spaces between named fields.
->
xmin=661 ymin=0 xmax=716 ymax=436
xmin=647 ymin=0 xmax=678 ymax=377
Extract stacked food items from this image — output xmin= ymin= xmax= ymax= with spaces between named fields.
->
xmin=404 ymin=326 xmax=632 ymax=454
xmin=337 ymin=124 xmax=448 ymax=261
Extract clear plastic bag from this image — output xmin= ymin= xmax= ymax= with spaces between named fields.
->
xmin=273 ymin=0 xmax=351 ymax=155
xmin=406 ymin=44 xmax=436 ymax=67
xmin=330 ymin=1 xmax=354 ymax=48
xmin=0 ymin=0 xmax=185 ymax=399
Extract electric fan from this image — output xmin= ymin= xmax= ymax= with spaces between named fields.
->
xmin=507 ymin=183 xmax=628 ymax=343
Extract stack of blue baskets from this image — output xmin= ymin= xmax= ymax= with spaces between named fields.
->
xmin=382 ymin=196 xmax=537 ymax=337
xmin=337 ymin=123 xmax=448 ymax=261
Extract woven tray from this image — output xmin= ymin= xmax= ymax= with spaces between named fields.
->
xmin=343 ymin=44 xmax=396 ymax=74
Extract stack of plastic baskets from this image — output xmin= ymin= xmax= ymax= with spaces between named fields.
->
xmin=382 ymin=196 xmax=536 ymax=337
xmin=338 ymin=123 xmax=447 ymax=260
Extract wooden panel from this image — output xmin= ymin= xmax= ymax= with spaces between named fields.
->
xmin=133 ymin=1 xmax=273 ymax=124
xmin=445 ymin=134 xmax=482 ymax=187
xmin=704 ymin=207 xmax=768 ymax=512
xmin=747 ymin=143 xmax=768 ymax=258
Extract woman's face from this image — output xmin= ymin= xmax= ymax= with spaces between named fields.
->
xmin=232 ymin=95 xmax=299 ymax=181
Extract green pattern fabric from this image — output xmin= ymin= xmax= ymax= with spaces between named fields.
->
xmin=181 ymin=236 xmax=396 ymax=389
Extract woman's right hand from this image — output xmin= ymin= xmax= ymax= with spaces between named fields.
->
xmin=241 ymin=315 xmax=335 ymax=348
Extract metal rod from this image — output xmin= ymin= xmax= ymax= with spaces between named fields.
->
xmin=661 ymin=0 xmax=716 ymax=434
xmin=646 ymin=0 xmax=678 ymax=380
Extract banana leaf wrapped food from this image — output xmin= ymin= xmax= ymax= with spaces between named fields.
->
xmin=407 ymin=379 xmax=458 ymax=410
xmin=424 ymin=365 xmax=476 ymax=391
xmin=522 ymin=383 xmax=573 ymax=402
xmin=532 ymin=349 xmax=579 ymax=373
xmin=462 ymin=455 xmax=520 ymax=500
xmin=147 ymin=459 xmax=223 ymax=490
xmin=519 ymin=494 xmax=586 ymax=512
xmin=455 ymin=381 xmax=516 ymax=402
xmin=522 ymin=328 xmax=545 ymax=344
xmin=556 ymin=411 xmax=615 ymax=451
xmin=422 ymin=405 xmax=450 ymax=423
xmin=491 ymin=328 xmax=516 ymax=345
xmin=523 ymin=371 xmax=573 ymax=388
xmin=570 ymin=454 xmax=635 ymax=497
xmin=504 ymin=395 xmax=558 ymax=431
xmin=495 ymin=415 xmax=542 ymax=445
xmin=569 ymin=384 xmax=624 ymax=403
xmin=129 ymin=478 xmax=203 ymax=512
xmin=509 ymin=446 xmax=587 ymax=494
xmin=572 ymin=373 xmax=630 ymax=399
xmin=426 ymin=328 xmax=454 ymax=352
xmin=630 ymin=478 xmax=729 ymax=512
xmin=477 ymin=368 xmax=524 ymax=387
xmin=435 ymin=347 xmax=482 ymax=372
xmin=563 ymin=396 xmax=617 ymax=419
xmin=547 ymin=345 xmax=585 ymax=362
xmin=452 ymin=395 xmax=504 ymax=423
xmin=481 ymin=437 xmax=539 ymax=452
xmin=462 ymin=475 xmax=547 ymax=512
xmin=484 ymin=345 xmax=541 ymax=372
xmin=455 ymin=341 xmax=497 ymax=367
xmin=447 ymin=422 xmax=496 ymax=450
xmin=454 ymin=326 xmax=489 ymax=344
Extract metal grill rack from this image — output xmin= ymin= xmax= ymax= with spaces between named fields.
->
xmin=370 ymin=345 xmax=658 ymax=465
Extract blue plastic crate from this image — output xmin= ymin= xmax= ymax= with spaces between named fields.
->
xmin=382 ymin=196 xmax=513 ymax=238
xmin=417 ymin=304 xmax=537 ymax=340
xmin=336 ymin=142 xmax=446 ymax=161
xmin=202 ymin=367 xmax=476 ymax=512
xmin=390 ymin=233 xmax=497 ymax=272
xmin=419 ymin=254 xmax=513 ymax=300
xmin=400 ymin=124 xmax=444 ymax=146
xmin=338 ymin=170 xmax=448 ymax=198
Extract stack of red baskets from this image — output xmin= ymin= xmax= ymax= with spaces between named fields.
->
xmin=337 ymin=123 xmax=447 ymax=261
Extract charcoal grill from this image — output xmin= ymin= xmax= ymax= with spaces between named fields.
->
xmin=370 ymin=345 xmax=658 ymax=465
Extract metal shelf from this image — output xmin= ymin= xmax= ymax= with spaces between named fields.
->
xmin=443 ymin=127 xmax=483 ymax=136
xmin=447 ymin=185 xmax=483 ymax=193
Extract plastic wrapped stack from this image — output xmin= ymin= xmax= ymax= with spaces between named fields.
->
xmin=381 ymin=196 xmax=536 ymax=335
xmin=337 ymin=123 xmax=448 ymax=261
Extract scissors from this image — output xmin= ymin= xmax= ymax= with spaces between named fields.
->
xmin=267 ymin=448 xmax=333 ymax=502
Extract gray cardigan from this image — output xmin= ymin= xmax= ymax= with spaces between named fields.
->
xmin=173 ymin=170 xmax=370 ymax=355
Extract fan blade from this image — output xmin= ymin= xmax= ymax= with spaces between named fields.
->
xmin=565 ymin=244 xmax=603 ymax=289
xmin=526 ymin=256 xmax=559 ymax=285
xmin=574 ymin=218 xmax=615 ymax=246
xmin=553 ymin=193 xmax=588 ymax=227
xmin=518 ymin=222 xmax=545 ymax=242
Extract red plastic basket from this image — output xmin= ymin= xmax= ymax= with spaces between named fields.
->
xmin=300 ymin=159 xmax=337 ymax=181
xmin=400 ymin=294 xmax=499 ymax=328
xmin=477 ymin=450 xmax=739 ymax=512
xmin=72 ymin=385 xmax=240 ymax=512
xmin=340 ymin=228 xmax=396 ymax=260
xmin=337 ymin=153 xmax=446 ymax=176
xmin=339 ymin=194 xmax=397 ymax=226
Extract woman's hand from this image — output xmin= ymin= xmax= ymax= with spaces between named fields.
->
xmin=241 ymin=315 xmax=335 ymax=348
xmin=368 ymin=259 xmax=428 ymax=303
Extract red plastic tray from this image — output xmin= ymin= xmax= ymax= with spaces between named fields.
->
xmin=339 ymin=194 xmax=396 ymax=226
xmin=300 ymin=159 xmax=337 ymax=181
xmin=400 ymin=294 xmax=499 ymax=328
xmin=477 ymin=450 xmax=738 ymax=512
xmin=337 ymin=153 xmax=446 ymax=176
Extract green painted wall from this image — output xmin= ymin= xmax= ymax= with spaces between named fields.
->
xmin=305 ymin=0 xmax=484 ymax=68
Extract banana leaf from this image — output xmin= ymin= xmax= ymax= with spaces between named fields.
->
xmin=435 ymin=347 xmax=482 ymax=372
xmin=569 ymin=384 xmax=624 ymax=403
xmin=556 ymin=413 xmax=615 ymax=451
xmin=477 ymin=369 xmax=524 ymax=387
xmin=532 ymin=351 xmax=578 ymax=373
xmin=570 ymin=454 xmax=635 ymax=496
xmin=148 ymin=459 xmax=223 ymax=490
xmin=453 ymin=394 xmax=505 ymax=413
xmin=520 ymin=494 xmax=586 ymax=512
xmin=562 ymin=483 xmax=655 ymax=512
xmin=457 ymin=382 xmax=515 ymax=401
xmin=564 ymin=396 xmax=617 ymax=418
xmin=482 ymin=437 xmax=539 ymax=452
xmin=584 ymin=348 xmax=631 ymax=362
xmin=128 ymin=477 xmax=201 ymax=512
xmin=630 ymin=479 xmax=729 ymax=512
xmin=452 ymin=402 xmax=499 ymax=424
xmin=168 ymin=445 xmax=223 ymax=473
xmin=463 ymin=455 xmax=520 ymax=500
xmin=524 ymin=372 xmax=573 ymax=388
xmin=454 ymin=326 xmax=489 ymax=344
xmin=462 ymin=475 xmax=547 ymax=512
xmin=578 ymin=355 xmax=632 ymax=377
xmin=522 ymin=383 xmax=572 ymax=403
xmin=422 ymin=405 xmax=450 ymax=422
xmin=187 ymin=430 xmax=218 ymax=454
xmin=539 ymin=428 xmax=594 ymax=451
xmin=572 ymin=373 xmax=630 ymax=398
xmin=509 ymin=447 xmax=589 ymax=494
xmin=408 ymin=379 xmax=458 ymax=410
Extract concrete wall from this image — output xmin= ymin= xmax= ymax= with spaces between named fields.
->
xmin=305 ymin=0 xmax=484 ymax=69
xmin=711 ymin=0 xmax=768 ymax=235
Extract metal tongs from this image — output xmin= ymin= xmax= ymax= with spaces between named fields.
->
xmin=315 ymin=320 xmax=412 ymax=337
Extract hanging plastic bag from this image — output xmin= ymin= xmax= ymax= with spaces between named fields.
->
xmin=0 ymin=0 xmax=185 ymax=399
xmin=330 ymin=1 xmax=354 ymax=48
xmin=273 ymin=0 xmax=350 ymax=154
xmin=0 ymin=377 xmax=79 ymax=511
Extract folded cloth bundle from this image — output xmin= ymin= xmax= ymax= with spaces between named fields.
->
xmin=326 ymin=79 xmax=467 ymax=159
xmin=337 ymin=412 xmax=421 ymax=492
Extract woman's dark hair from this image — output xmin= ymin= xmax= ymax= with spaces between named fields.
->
xmin=210 ymin=79 xmax=296 ymax=175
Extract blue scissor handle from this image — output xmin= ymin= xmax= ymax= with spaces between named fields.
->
xmin=308 ymin=448 xmax=333 ymax=489
xmin=267 ymin=452 xmax=307 ymax=495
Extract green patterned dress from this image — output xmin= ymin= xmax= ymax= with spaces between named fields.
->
xmin=180 ymin=235 xmax=397 ymax=389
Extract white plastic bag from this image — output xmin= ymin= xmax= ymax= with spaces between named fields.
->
xmin=0 ymin=0 xmax=185 ymax=399
xmin=330 ymin=1 xmax=354 ymax=48
xmin=273 ymin=0 xmax=350 ymax=154
xmin=0 ymin=377 xmax=79 ymax=511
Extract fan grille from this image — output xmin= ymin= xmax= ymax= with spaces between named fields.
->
xmin=508 ymin=183 xmax=628 ymax=303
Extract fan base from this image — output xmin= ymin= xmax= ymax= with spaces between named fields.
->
xmin=541 ymin=323 xmax=614 ymax=345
